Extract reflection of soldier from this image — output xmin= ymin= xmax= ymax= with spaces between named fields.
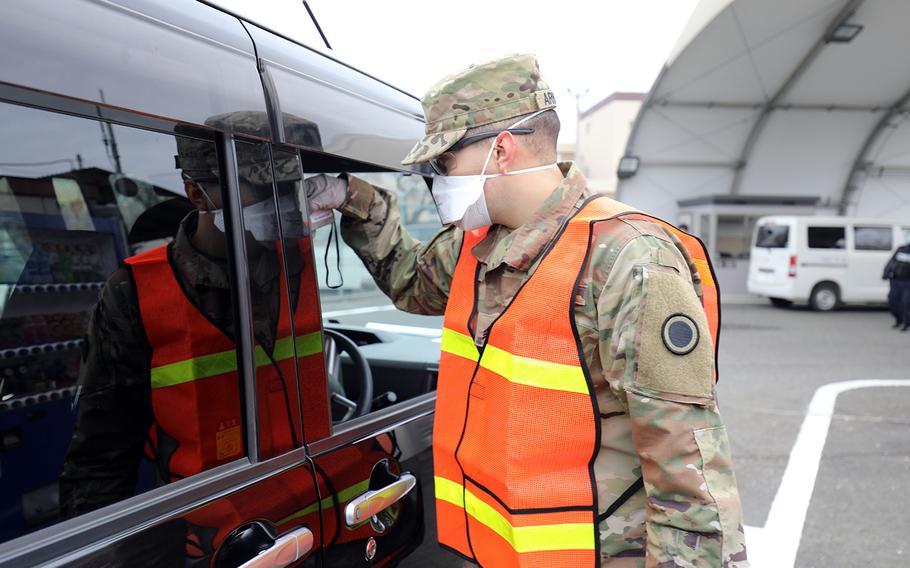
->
xmin=884 ymin=240 xmax=910 ymax=331
xmin=59 ymin=111 xmax=327 ymax=562
xmin=310 ymin=54 xmax=747 ymax=566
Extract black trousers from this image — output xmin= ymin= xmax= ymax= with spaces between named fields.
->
xmin=890 ymin=280 xmax=910 ymax=325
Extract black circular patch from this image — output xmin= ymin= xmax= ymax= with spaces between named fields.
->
xmin=661 ymin=314 xmax=699 ymax=356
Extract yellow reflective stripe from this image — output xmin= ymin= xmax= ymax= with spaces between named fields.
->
xmin=435 ymin=475 xmax=465 ymax=508
xmin=151 ymin=331 xmax=323 ymax=390
xmin=693 ymin=258 xmax=715 ymax=287
xmin=254 ymin=332 xmax=324 ymax=366
xmin=276 ymin=478 xmax=370 ymax=526
xmin=440 ymin=328 xmax=479 ymax=362
xmin=151 ymin=349 xmax=237 ymax=389
xmin=441 ymin=327 xmax=587 ymax=395
xmin=434 ymin=476 xmax=595 ymax=553
xmin=479 ymin=344 xmax=588 ymax=395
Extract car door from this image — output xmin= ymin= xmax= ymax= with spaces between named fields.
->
xmin=0 ymin=92 xmax=332 ymax=566
xmin=847 ymin=224 xmax=894 ymax=302
xmin=279 ymin=157 xmax=439 ymax=567
xmin=802 ymin=223 xmax=847 ymax=301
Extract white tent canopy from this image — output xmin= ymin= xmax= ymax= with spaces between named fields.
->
xmin=617 ymin=0 xmax=910 ymax=224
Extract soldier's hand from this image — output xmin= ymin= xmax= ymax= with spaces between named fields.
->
xmin=305 ymin=174 xmax=348 ymax=211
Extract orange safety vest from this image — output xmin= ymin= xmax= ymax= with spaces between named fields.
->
xmin=433 ymin=195 xmax=720 ymax=567
xmin=125 ymin=240 xmax=329 ymax=482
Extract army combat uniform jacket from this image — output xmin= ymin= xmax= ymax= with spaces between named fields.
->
xmin=340 ymin=163 xmax=748 ymax=567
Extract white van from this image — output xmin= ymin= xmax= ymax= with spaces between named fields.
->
xmin=747 ymin=216 xmax=910 ymax=311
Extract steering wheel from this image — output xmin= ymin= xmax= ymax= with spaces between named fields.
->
xmin=323 ymin=329 xmax=373 ymax=423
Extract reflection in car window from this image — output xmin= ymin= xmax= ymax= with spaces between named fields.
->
xmin=0 ymin=101 xmax=246 ymax=546
xmin=304 ymin=171 xmax=441 ymax=435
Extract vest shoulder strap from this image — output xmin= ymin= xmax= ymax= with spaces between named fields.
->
xmin=571 ymin=195 xmax=641 ymax=224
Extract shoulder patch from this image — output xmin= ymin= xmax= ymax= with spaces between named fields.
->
xmin=634 ymin=267 xmax=714 ymax=399
xmin=662 ymin=314 xmax=699 ymax=355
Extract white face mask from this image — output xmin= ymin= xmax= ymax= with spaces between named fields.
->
xmin=430 ymin=109 xmax=558 ymax=231
xmin=203 ymin=187 xmax=302 ymax=241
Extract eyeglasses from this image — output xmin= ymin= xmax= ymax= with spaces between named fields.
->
xmin=428 ymin=127 xmax=534 ymax=176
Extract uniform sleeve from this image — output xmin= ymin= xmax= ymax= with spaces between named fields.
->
xmin=883 ymin=251 xmax=898 ymax=279
xmin=597 ymin=234 xmax=748 ymax=567
xmin=339 ymin=175 xmax=462 ymax=316
xmin=59 ymin=267 xmax=153 ymax=518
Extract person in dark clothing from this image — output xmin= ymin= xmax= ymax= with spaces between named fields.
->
xmin=883 ymin=241 xmax=910 ymax=331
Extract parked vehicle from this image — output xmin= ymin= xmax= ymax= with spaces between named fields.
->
xmin=0 ymin=1 xmax=440 ymax=566
xmin=748 ymin=215 xmax=910 ymax=311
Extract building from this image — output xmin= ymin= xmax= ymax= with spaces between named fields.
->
xmin=575 ymin=92 xmax=644 ymax=196
xmin=617 ymin=0 xmax=910 ymax=295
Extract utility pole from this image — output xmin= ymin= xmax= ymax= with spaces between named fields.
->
xmin=97 ymin=89 xmax=123 ymax=173
xmin=567 ymin=88 xmax=589 ymax=167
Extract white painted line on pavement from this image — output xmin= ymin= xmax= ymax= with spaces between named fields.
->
xmin=365 ymin=322 xmax=442 ymax=337
xmin=323 ymin=304 xmax=397 ymax=317
xmin=745 ymin=379 xmax=910 ymax=568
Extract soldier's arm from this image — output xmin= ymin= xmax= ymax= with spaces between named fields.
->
xmin=597 ymin=233 xmax=748 ymax=568
xmin=59 ymin=267 xmax=153 ymax=518
xmin=339 ymin=175 xmax=462 ymax=315
xmin=883 ymin=251 xmax=898 ymax=279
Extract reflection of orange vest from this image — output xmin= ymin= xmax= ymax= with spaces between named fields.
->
xmin=434 ymin=196 xmax=720 ymax=567
xmin=126 ymin=241 xmax=329 ymax=482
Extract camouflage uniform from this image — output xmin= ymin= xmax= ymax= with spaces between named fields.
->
xmin=338 ymin=54 xmax=748 ymax=567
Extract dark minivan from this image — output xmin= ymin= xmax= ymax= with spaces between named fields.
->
xmin=0 ymin=1 xmax=445 ymax=566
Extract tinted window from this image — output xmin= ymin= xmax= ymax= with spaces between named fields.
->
xmin=0 ymin=102 xmax=244 ymax=543
xmin=756 ymin=223 xmax=789 ymax=248
xmin=807 ymin=226 xmax=845 ymax=250
xmin=853 ymin=226 xmax=892 ymax=251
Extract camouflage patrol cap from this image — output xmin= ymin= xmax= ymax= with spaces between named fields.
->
xmin=401 ymin=53 xmax=557 ymax=166
xmin=175 ymin=111 xmax=321 ymax=185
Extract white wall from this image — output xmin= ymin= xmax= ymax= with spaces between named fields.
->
xmin=576 ymin=96 xmax=642 ymax=195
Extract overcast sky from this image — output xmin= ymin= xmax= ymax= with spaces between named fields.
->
xmin=212 ymin=0 xmax=699 ymax=143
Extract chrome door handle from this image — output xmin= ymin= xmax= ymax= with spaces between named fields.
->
xmin=238 ymin=526 xmax=314 ymax=568
xmin=344 ymin=473 xmax=417 ymax=527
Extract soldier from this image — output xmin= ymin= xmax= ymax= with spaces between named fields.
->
xmin=59 ymin=111 xmax=328 ymax=564
xmin=883 ymin=238 xmax=910 ymax=331
xmin=309 ymin=54 xmax=748 ymax=566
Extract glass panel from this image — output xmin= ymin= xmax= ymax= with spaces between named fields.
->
xmin=756 ymin=223 xmax=790 ymax=248
xmin=304 ymin=169 xmax=441 ymax=437
xmin=0 ymin=102 xmax=245 ymax=543
xmin=807 ymin=226 xmax=846 ymax=249
xmin=232 ymin=142 xmax=308 ymax=459
xmin=902 ymin=227 xmax=910 ymax=246
xmin=853 ymin=226 xmax=892 ymax=251
xmin=272 ymin=147 xmax=330 ymax=442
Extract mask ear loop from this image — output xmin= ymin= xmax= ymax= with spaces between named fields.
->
xmin=324 ymin=213 xmax=344 ymax=289
xmin=479 ymin=107 xmax=550 ymax=177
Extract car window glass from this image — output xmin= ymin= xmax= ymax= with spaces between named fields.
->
xmin=274 ymin=148 xmax=332 ymax=441
xmin=901 ymin=227 xmax=910 ymax=246
xmin=232 ymin=142 xmax=318 ymax=459
xmin=755 ymin=223 xmax=789 ymax=248
xmin=853 ymin=226 xmax=892 ymax=251
xmin=304 ymin=170 xmax=441 ymax=437
xmin=0 ymin=102 xmax=247 ymax=544
xmin=807 ymin=226 xmax=845 ymax=249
